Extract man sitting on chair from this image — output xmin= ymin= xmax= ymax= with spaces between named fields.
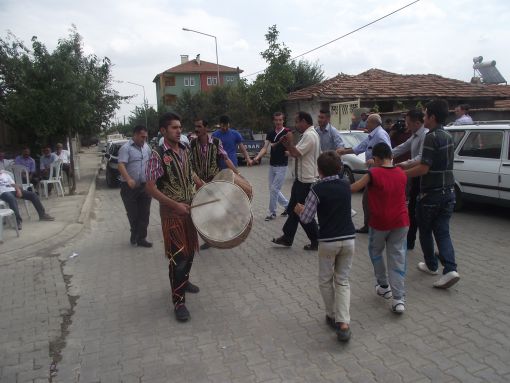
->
xmin=0 ymin=170 xmax=55 ymax=230
xmin=54 ymin=143 xmax=72 ymax=182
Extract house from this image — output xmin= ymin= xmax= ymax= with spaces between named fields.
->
xmin=286 ymin=69 xmax=510 ymax=129
xmin=153 ymin=55 xmax=243 ymax=111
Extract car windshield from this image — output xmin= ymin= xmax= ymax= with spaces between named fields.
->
xmin=341 ymin=132 xmax=367 ymax=148
xmin=110 ymin=142 xmax=126 ymax=156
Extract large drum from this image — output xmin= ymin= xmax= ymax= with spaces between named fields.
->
xmin=191 ymin=181 xmax=253 ymax=249
xmin=213 ymin=169 xmax=253 ymax=201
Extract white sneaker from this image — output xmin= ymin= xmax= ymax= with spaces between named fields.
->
xmin=417 ymin=262 xmax=439 ymax=275
xmin=375 ymin=285 xmax=392 ymax=299
xmin=433 ymin=271 xmax=460 ymax=289
xmin=391 ymin=299 xmax=405 ymax=314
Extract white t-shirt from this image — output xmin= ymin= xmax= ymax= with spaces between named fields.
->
xmin=295 ymin=126 xmax=320 ymax=183
xmin=0 ymin=171 xmax=16 ymax=194
xmin=0 ymin=159 xmax=13 ymax=170
xmin=54 ymin=150 xmax=71 ymax=164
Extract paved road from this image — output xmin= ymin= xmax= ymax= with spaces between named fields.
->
xmin=3 ymin=163 xmax=510 ymax=382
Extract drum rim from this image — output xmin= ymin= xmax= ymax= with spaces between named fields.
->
xmin=191 ymin=180 xmax=252 ymax=243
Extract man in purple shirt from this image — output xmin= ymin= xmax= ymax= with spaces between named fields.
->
xmin=14 ymin=146 xmax=39 ymax=189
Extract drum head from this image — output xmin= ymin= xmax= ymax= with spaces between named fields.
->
xmin=191 ymin=181 xmax=252 ymax=248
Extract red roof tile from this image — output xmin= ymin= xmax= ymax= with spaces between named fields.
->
xmin=288 ymin=69 xmax=510 ymax=101
xmin=161 ymin=59 xmax=242 ymax=75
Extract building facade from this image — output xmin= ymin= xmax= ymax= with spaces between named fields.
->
xmin=153 ymin=55 xmax=243 ymax=112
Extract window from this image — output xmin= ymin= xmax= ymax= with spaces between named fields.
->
xmin=164 ymin=95 xmax=177 ymax=105
xmin=449 ymin=130 xmax=466 ymax=150
xmin=225 ymin=75 xmax=235 ymax=82
xmin=164 ymin=76 xmax=175 ymax=86
xmin=183 ymin=76 xmax=195 ymax=87
xmin=458 ymin=131 xmax=502 ymax=159
xmin=207 ymin=76 xmax=218 ymax=86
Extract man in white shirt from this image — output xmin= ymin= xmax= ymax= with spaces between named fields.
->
xmin=0 ymin=170 xmax=54 ymax=229
xmin=453 ymin=104 xmax=473 ymax=125
xmin=392 ymin=110 xmax=429 ymax=250
xmin=54 ymin=143 xmax=72 ymax=181
xmin=272 ymin=111 xmax=320 ymax=251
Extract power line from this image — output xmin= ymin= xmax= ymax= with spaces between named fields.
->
xmin=243 ymin=0 xmax=421 ymax=78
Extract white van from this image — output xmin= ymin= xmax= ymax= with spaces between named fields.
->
xmin=446 ymin=122 xmax=510 ymax=209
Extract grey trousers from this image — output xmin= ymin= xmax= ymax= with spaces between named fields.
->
xmin=368 ymin=227 xmax=408 ymax=300
xmin=318 ymin=239 xmax=355 ymax=324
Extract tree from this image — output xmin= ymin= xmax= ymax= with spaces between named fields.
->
xmin=288 ymin=59 xmax=325 ymax=93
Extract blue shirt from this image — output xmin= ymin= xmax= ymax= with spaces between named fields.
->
xmin=40 ymin=153 xmax=57 ymax=170
xmin=118 ymin=139 xmax=151 ymax=184
xmin=212 ymin=128 xmax=243 ymax=168
xmin=315 ymin=123 xmax=344 ymax=152
xmin=353 ymin=125 xmax=391 ymax=160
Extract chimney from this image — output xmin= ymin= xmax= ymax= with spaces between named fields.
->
xmin=196 ymin=54 xmax=201 ymax=65
xmin=180 ymin=55 xmax=189 ymax=64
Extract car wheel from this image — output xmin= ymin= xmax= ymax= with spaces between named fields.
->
xmin=342 ymin=166 xmax=355 ymax=184
xmin=106 ymin=167 xmax=116 ymax=188
xmin=454 ymin=185 xmax=463 ymax=211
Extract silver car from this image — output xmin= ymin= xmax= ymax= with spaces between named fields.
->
xmin=339 ymin=131 xmax=368 ymax=183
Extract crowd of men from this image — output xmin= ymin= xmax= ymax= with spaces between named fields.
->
xmin=115 ymin=100 xmax=462 ymax=344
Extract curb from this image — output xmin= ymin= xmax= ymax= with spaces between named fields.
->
xmin=0 ymin=167 xmax=99 ymax=266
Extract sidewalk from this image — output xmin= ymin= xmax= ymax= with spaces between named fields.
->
xmin=0 ymin=147 xmax=101 ymax=266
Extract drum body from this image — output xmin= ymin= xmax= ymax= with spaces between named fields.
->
xmin=191 ymin=181 xmax=253 ymax=249
xmin=213 ymin=169 xmax=253 ymax=201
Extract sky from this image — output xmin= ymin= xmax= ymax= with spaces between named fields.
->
xmin=1 ymin=0 xmax=509 ymax=124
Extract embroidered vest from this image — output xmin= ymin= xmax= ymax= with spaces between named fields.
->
xmin=154 ymin=145 xmax=195 ymax=204
xmin=190 ymin=137 xmax=221 ymax=182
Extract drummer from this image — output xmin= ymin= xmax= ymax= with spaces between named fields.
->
xmin=189 ymin=117 xmax=239 ymax=182
xmin=145 ymin=112 xmax=205 ymax=322
xmin=190 ymin=117 xmax=239 ymax=250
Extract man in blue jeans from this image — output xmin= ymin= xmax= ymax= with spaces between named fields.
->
xmin=405 ymin=99 xmax=460 ymax=289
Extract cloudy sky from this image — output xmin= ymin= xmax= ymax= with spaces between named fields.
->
xmin=1 ymin=0 xmax=509 ymax=123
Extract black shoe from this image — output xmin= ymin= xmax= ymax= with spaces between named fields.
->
xmin=185 ymin=281 xmax=200 ymax=293
xmin=281 ymin=210 xmax=288 ymax=217
xmin=17 ymin=223 xmax=22 ymax=231
xmin=304 ymin=242 xmax=318 ymax=251
xmin=39 ymin=214 xmax=55 ymax=221
xmin=137 ymin=239 xmax=153 ymax=248
xmin=272 ymin=236 xmax=292 ymax=247
xmin=325 ymin=315 xmax=336 ymax=330
xmin=200 ymin=243 xmax=211 ymax=250
xmin=175 ymin=304 xmax=190 ymax=322
xmin=130 ymin=233 xmax=137 ymax=245
xmin=407 ymin=242 xmax=415 ymax=250
xmin=336 ymin=325 xmax=351 ymax=342
xmin=356 ymin=226 xmax=368 ymax=234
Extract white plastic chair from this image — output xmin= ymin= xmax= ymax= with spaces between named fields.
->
xmin=0 ymin=208 xmax=20 ymax=243
xmin=10 ymin=165 xmax=32 ymax=218
xmin=39 ymin=159 xmax=64 ymax=198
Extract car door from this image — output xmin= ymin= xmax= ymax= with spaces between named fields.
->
xmin=454 ymin=130 xmax=503 ymax=199
xmin=499 ymin=130 xmax=510 ymax=202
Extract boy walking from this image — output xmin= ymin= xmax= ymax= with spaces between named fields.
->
xmin=351 ymin=143 xmax=409 ymax=314
xmin=295 ymin=151 xmax=355 ymax=342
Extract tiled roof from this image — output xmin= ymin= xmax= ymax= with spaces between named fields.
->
xmin=161 ymin=59 xmax=242 ymax=74
xmin=288 ymin=69 xmax=510 ymax=101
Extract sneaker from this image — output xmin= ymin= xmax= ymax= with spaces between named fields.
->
xmin=39 ymin=214 xmax=55 ymax=221
xmin=264 ymin=214 xmax=276 ymax=221
xmin=417 ymin=262 xmax=439 ymax=275
xmin=185 ymin=281 xmax=200 ymax=293
xmin=303 ymin=242 xmax=318 ymax=251
xmin=174 ymin=304 xmax=190 ymax=322
xmin=336 ymin=323 xmax=351 ymax=342
xmin=281 ymin=210 xmax=288 ymax=217
xmin=433 ymin=271 xmax=460 ymax=289
xmin=391 ymin=299 xmax=405 ymax=314
xmin=375 ymin=285 xmax=392 ymax=299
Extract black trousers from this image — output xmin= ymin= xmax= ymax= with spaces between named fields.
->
xmin=407 ymin=177 xmax=420 ymax=247
xmin=120 ymin=182 xmax=152 ymax=241
xmin=282 ymin=180 xmax=318 ymax=244
xmin=168 ymin=246 xmax=194 ymax=306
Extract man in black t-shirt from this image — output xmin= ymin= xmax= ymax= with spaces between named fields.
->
xmin=253 ymin=112 xmax=290 ymax=221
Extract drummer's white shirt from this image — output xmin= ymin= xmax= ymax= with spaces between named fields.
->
xmin=295 ymin=126 xmax=320 ymax=183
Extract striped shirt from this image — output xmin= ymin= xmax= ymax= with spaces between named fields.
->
xmin=300 ymin=175 xmax=338 ymax=224
xmin=420 ymin=126 xmax=455 ymax=192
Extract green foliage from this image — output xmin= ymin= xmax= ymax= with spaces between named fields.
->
xmin=288 ymin=60 xmax=325 ymax=93
xmin=0 ymin=27 xmax=127 ymax=146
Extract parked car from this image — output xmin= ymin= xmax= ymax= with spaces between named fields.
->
xmin=445 ymin=122 xmax=510 ymax=209
xmin=236 ymin=129 xmax=264 ymax=165
xmin=103 ymin=139 xmax=128 ymax=187
xmin=338 ymin=131 xmax=368 ymax=183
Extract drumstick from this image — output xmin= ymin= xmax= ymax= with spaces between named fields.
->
xmin=190 ymin=198 xmax=221 ymax=209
